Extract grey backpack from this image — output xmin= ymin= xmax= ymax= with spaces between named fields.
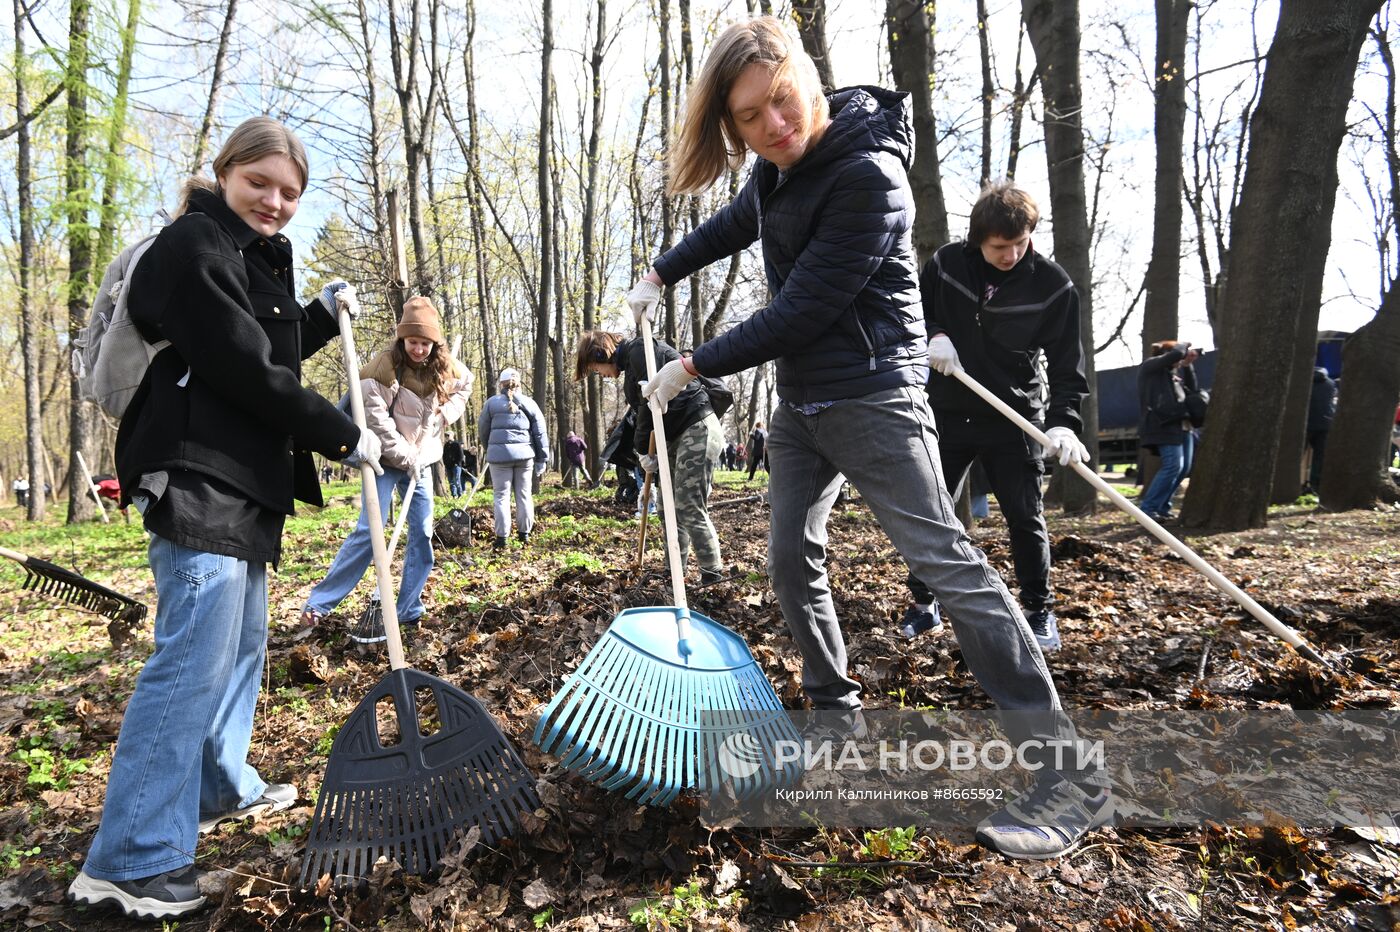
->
xmin=72 ymin=220 xmax=171 ymax=419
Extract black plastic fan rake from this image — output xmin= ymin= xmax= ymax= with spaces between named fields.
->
xmin=300 ymin=303 xmax=538 ymax=887
xmin=532 ymin=315 xmax=800 ymax=806
xmin=0 ymin=545 xmax=147 ymax=625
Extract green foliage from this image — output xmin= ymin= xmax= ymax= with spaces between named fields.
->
xmin=628 ymin=878 xmax=742 ymax=928
xmin=858 ymin=826 xmax=918 ymax=860
xmin=266 ymin=823 xmax=306 ymax=847
xmin=1 ymin=843 xmax=40 ymax=871
xmin=532 ymin=906 xmax=555 ymax=928
xmin=561 ymin=551 xmax=604 ymax=572
xmin=13 ymin=742 xmax=91 ymax=791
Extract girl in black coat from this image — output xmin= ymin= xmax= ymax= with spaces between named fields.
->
xmin=1137 ymin=340 xmax=1201 ymax=518
xmin=69 ymin=118 xmax=379 ymax=920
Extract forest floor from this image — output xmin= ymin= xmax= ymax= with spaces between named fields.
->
xmin=1 ymin=470 xmax=1398 ymax=931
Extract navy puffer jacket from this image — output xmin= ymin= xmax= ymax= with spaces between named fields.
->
xmin=654 ymin=86 xmax=926 ymax=404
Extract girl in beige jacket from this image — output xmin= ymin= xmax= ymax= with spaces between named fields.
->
xmin=301 ymin=297 xmax=472 ymax=631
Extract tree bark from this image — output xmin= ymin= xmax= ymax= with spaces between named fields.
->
xmin=886 ymin=0 xmax=949 ymax=264
xmin=94 ymin=0 xmax=141 ymax=277
xmin=658 ymin=0 xmax=677 ymax=345
xmin=1141 ymin=0 xmax=1189 ymax=357
xmin=680 ymin=0 xmax=704 ymax=350
xmin=792 ymin=1 xmax=836 ymax=93
xmin=580 ymin=0 xmax=608 ymax=480
xmin=1183 ymin=0 xmax=1383 ymax=530
xmin=977 ymin=0 xmax=994 ymax=186
xmin=387 ymin=0 xmax=439 ymax=295
xmin=461 ymin=0 xmax=496 ymax=388
xmin=1022 ymin=0 xmax=1098 ymax=514
xmin=15 ymin=0 xmax=44 ymax=519
xmin=1319 ymin=296 xmax=1400 ymax=509
xmin=1320 ymin=23 xmax=1400 ymax=511
xmin=534 ymin=0 xmax=554 ymax=405
xmin=1006 ymin=23 xmax=1038 ymax=180
xmin=65 ymin=0 xmax=97 ymax=523
xmin=190 ymin=0 xmax=238 ymax=173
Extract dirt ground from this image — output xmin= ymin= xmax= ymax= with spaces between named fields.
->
xmin=1 ymin=481 xmax=1397 ymax=930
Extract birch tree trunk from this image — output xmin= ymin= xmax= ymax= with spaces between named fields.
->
xmin=534 ymin=0 xmax=554 ymax=405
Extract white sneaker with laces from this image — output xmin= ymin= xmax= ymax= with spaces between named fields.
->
xmin=975 ymin=776 xmax=1112 ymax=859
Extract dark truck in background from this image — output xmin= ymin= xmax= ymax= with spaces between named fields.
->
xmin=1094 ymin=331 xmax=1347 ymax=467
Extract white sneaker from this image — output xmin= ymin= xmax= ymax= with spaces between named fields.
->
xmin=198 ymin=782 xmax=297 ymax=834
xmin=975 ymin=776 xmax=1113 ymax=859
xmin=68 ymin=866 xmax=205 ymax=919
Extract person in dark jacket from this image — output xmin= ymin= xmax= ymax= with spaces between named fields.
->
xmin=625 ymin=16 xmax=1106 ymax=861
xmin=1304 ymin=366 xmax=1337 ymax=492
xmin=562 ymin=430 xmax=592 ymax=488
xmin=909 ymin=181 xmax=1090 ymax=651
xmin=746 ymin=421 xmax=768 ymax=479
xmin=478 ymin=368 xmax=548 ymax=548
xmin=68 ymin=117 xmax=381 ymax=920
xmin=575 ymin=330 xmax=724 ymax=582
xmin=443 ymin=434 xmax=466 ymax=496
xmin=1137 ymin=340 xmax=1201 ymax=518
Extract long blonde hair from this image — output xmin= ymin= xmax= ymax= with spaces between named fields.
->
xmin=668 ymin=16 xmax=828 ymax=195
xmin=175 ymin=116 xmax=310 ymax=217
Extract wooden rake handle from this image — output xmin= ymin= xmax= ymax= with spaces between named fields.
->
xmin=638 ymin=315 xmax=693 ymax=658
xmin=947 ymin=366 xmax=1334 ymax=671
xmin=339 ymin=306 xmax=407 ymax=671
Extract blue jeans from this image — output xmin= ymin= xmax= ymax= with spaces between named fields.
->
xmin=83 ymin=534 xmax=269 ymax=880
xmin=448 ymin=465 xmax=465 ymax=497
xmin=1140 ymin=434 xmax=1195 ymax=516
xmin=303 ymin=466 xmax=434 ymax=622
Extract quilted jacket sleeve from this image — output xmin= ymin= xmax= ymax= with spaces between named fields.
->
xmin=691 ymin=154 xmax=909 ymax=377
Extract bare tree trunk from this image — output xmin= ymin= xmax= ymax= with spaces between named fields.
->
xmin=658 ymin=0 xmax=677 ymax=345
xmin=461 ymin=0 xmax=496 ymax=386
xmin=680 ymin=0 xmax=704 ymax=350
xmin=580 ymin=0 xmax=608 ymax=479
xmin=1006 ymin=22 xmax=1038 ymax=180
xmin=387 ymin=0 xmax=440 ymax=295
xmin=190 ymin=0 xmax=238 ymax=173
xmin=534 ymin=0 xmax=554 ymax=404
xmin=355 ymin=0 xmax=390 ymax=261
xmin=95 ymin=0 xmax=141 ymax=278
xmin=65 ymin=0 xmax=97 ymax=524
xmin=1320 ymin=22 xmax=1400 ymax=511
xmin=1183 ymin=0 xmax=1383 ymax=530
xmin=15 ymin=0 xmax=44 ymax=519
xmin=886 ymin=0 xmax=949 ymax=263
xmin=977 ymin=0 xmax=994 ymax=186
xmin=1320 ymin=296 xmax=1400 ymax=508
xmin=1023 ymin=0 xmax=1098 ymax=515
xmin=792 ymin=0 xmax=835 ymax=92
xmin=1141 ymin=0 xmax=1189 ymax=357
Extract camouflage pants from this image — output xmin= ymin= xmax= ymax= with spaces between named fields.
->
xmin=659 ymin=413 xmax=723 ymax=573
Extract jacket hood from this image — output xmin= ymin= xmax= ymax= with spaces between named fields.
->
xmin=799 ymin=86 xmax=913 ymax=175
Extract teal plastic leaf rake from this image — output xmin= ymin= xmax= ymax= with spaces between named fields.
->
xmin=532 ymin=317 xmax=799 ymax=805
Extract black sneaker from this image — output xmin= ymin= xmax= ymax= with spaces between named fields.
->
xmin=1026 ymin=609 xmax=1061 ymax=652
xmin=493 ymin=536 xmax=507 ymax=551
xmin=975 ymin=776 xmax=1113 ymax=859
xmin=198 ymin=782 xmax=297 ymax=834
xmin=698 ymin=567 xmax=732 ymax=586
xmin=898 ymin=604 xmax=943 ymax=639
xmin=68 ymin=866 xmax=206 ymax=919
xmin=517 ymin=532 xmax=530 ymax=546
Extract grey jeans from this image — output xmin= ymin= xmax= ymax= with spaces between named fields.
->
xmin=490 ymin=460 xmax=534 ymax=538
xmin=767 ymin=386 xmax=1103 ymax=784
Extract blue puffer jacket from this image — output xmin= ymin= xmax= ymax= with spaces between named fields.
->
xmin=655 ymin=86 xmax=926 ymax=404
xmin=478 ymin=390 xmax=549 ymax=466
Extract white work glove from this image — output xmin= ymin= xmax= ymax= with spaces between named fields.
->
xmin=346 ymin=427 xmax=384 ymax=476
xmin=627 ymin=278 xmax=662 ymax=327
xmin=639 ymin=454 xmax=659 ymax=475
xmin=1042 ymin=426 xmax=1089 ymax=467
xmin=320 ymin=281 xmax=358 ymax=317
xmin=927 ymin=333 xmax=961 ymax=376
xmin=640 ymin=358 xmax=696 ymax=414
xmin=400 ymin=453 xmax=419 ymax=477
xmin=534 ymin=460 xmax=548 ymax=478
